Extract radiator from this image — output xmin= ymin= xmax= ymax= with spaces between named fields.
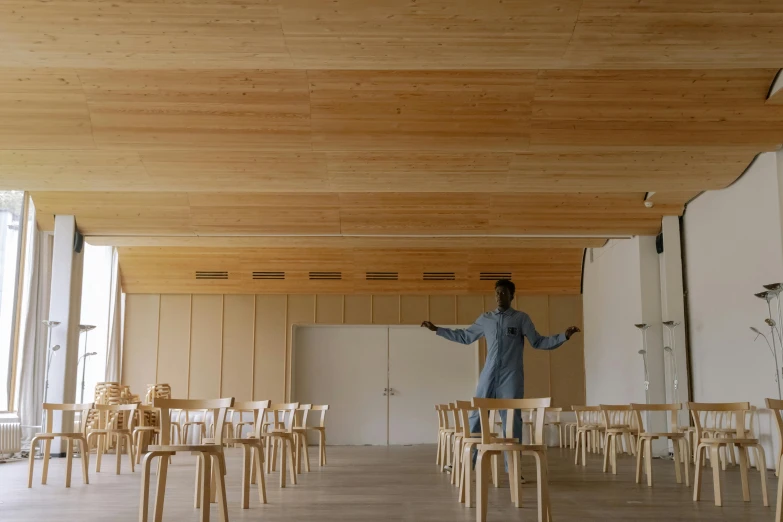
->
xmin=0 ymin=412 xmax=22 ymax=456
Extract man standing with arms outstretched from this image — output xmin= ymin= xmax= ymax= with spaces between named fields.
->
xmin=422 ymin=279 xmax=580 ymax=475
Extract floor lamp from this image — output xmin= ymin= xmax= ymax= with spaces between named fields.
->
xmin=78 ymin=325 xmax=97 ymax=404
xmin=662 ymin=321 xmax=682 ymax=404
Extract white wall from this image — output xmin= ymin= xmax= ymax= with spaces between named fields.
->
xmin=684 ymin=151 xmax=783 ymax=462
xmin=583 ymin=237 xmax=664 ymax=407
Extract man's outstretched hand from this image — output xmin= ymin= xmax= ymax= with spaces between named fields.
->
xmin=421 ymin=321 xmax=438 ymax=332
xmin=565 ymin=326 xmax=581 ymax=340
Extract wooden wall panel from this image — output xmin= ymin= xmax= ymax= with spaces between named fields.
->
xmin=254 ymin=295 xmax=287 ymax=403
xmin=429 ymin=295 xmax=456 ymax=325
xmin=221 ymin=295 xmax=255 ymax=401
xmin=372 ymin=295 xmax=400 ymax=324
xmin=549 ymin=295 xmax=585 ymax=408
xmin=122 ymin=294 xmax=160 ymax=397
xmin=286 ymin=295 xmax=316 ymax=399
xmin=344 ymin=295 xmax=372 ymax=325
xmin=457 ymin=295 xmax=484 ymax=325
xmin=400 ymin=295 xmax=429 ymax=325
xmin=188 ymin=295 xmax=223 ymax=399
xmin=155 ymin=294 xmax=191 ymax=398
xmin=316 ymin=294 xmax=344 ymax=324
xmin=517 ymin=295 xmax=551 ymax=399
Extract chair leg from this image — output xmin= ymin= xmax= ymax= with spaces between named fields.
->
xmin=195 ymin=452 xmax=203 ymax=508
xmin=533 ymin=451 xmax=551 ymax=522
xmin=710 ymin=445 xmax=723 ymax=506
xmin=738 ymin=443 xmax=751 ymax=502
xmin=320 ymin=430 xmax=327 ymax=466
xmin=645 ymin=439 xmax=653 ymax=486
xmin=96 ymin=433 xmax=104 ymax=473
xmin=635 ymin=437 xmax=644 ymax=484
xmin=127 ymin=434 xmax=136 ymax=473
xmin=602 ymin=434 xmax=610 ymax=473
xmin=242 ymin=445 xmax=251 ymax=508
xmin=693 ymin=444 xmax=704 ymax=501
xmin=491 ymin=453 xmax=499 ymax=488
xmin=683 ymin=438 xmax=691 ymax=487
xmin=199 ymin=453 xmax=211 ymax=522
xmin=214 ymin=454 xmax=229 ymax=522
xmin=302 ymin=433 xmax=311 ymax=472
xmin=27 ymin=436 xmax=40 ymax=488
xmin=511 ymin=451 xmax=522 ymax=508
xmin=288 ymin=437 xmax=298 ymax=485
xmin=154 ymin=454 xmax=169 ymax=522
xmin=464 ymin=444 xmax=474 ymax=507
xmin=254 ymin=444 xmax=267 ymax=504
xmin=65 ymin=438 xmax=74 ymax=488
xmin=755 ymin=444 xmax=769 ymax=507
xmin=279 ymin=438 xmax=287 ymax=488
xmin=574 ymin=431 xmax=581 ymax=465
xmin=41 ymin=438 xmax=52 ymax=485
xmin=116 ymin=433 xmax=123 ymax=475
xmin=673 ymin=437 xmax=682 ymax=485
xmin=476 ymin=451 xmax=492 ymax=522
xmin=77 ymin=436 xmax=90 ymax=484
xmin=776 ymin=454 xmax=783 ymax=521
xmin=139 ymin=453 xmax=155 ymax=522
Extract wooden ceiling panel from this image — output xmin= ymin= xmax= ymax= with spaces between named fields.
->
xmin=566 ymin=1 xmax=783 ymax=69
xmin=309 ymin=71 xmax=535 ymax=151
xmin=280 ymin=0 xmax=581 ymax=69
xmin=339 ymin=193 xmax=491 ymax=235
xmin=79 ymin=70 xmax=312 ymax=150
xmin=531 ymin=69 xmax=783 ymax=151
xmin=32 ymin=191 xmax=193 ymax=235
xmin=0 ymin=71 xmax=94 ymax=149
xmin=188 ymin=193 xmax=341 ymax=235
xmin=490 ymin=193 xmax=680 ymax=236
xmin=0 ymin=1 xmax=293 ymax=69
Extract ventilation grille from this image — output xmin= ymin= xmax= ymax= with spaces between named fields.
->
xmin=480 ymin=272 xmax=512 ymax=281
xmin=196 ymin=271 xmax=228 ymax=280
xmin=366 ymin=272 xmax=398 ymax=281
xmin=309 ymin=271 xmax=342 ymax=281
xmin=423 ymin=272 xmax=456 ymax=281
xmin=253 ymin=271 xmax=285 ymax=280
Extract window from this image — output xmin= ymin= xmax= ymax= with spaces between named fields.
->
xmin=0 ymin=191 xmax=24 ymax=411
xmin=77 ymin=244 xmax=113 ymax=403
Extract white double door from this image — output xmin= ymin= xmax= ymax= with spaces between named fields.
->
xmin=293 ymin=325 xmax=478 ymax=446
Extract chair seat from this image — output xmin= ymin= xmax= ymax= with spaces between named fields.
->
xmin=34 ymin=432 xmax=85 ymax=438
xmin=90 ymin=428 xmax=131 ymax=434
xmin=478 ymin=443 xmax=546 ymax=452
xmin=148 ymin=444 xmax=222 ymax=452
xmin=701 ymin=438 xmax=759 ymax=445
xmin=639 ymin=432 xmax=685 ymax=438
xmin=224 ymin=437 xmax=261 ymax=445
xmin=134 ymin=427 xmax=159 ymax=432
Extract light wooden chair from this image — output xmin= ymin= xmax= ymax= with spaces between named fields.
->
xmin=28 ymin=403 xmax=92 ymax=488
xmin=767 ymin=398 xmax=783 ymax=522
xmin=223 ymin=400 xmax=269 ymax=509
xmin=689 ymin=401 xmax=768 ymax=507
xmin=264 ymin=402 xmax=299 ymax=488
xmin=599 ymin=404 xmax=637 ymax=475
xmin=544 ymin=407 xmax=564 ymax=447
xmin=436 ymin=404 xmax=455 ymax=472
xmin=230 ymin=408 xmax=256 ymax=440
xmin=564 ymin=416 xmax=578 ymax=449
xmin=308 ymin=404 xmax=329 ymax=466
xmin=87 ymin=403 xmax=138 ymax=474
xmin=134 ymin=405 xmax=162 ymax=465
xmin=630 ymin=403 xmax=690 ymax=487
xmin=474 ymin=397 xmax=552 ymax=522
xmin=293 ymin=404 xmax=312 ymax=473
xmin=572 ymin=405 xmax=600 ymax=466
xmin=138 ymin=397 xmax=234 ymax=522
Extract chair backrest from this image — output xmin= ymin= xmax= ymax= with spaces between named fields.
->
xmin=572 ymin=405 xmax=599 ymax=429
xmin=154 ymin=398 xmax=234 ymax=445
xmin=42 ymin=403 xmax=93 ymax=434
xmin=599 ymin=404 xmax=633 ymax=429
xmin=269 ymin=402 xmax=300 ymax=432
xmin=295 ymin=404 xmax=312 ymax=428
xmin=630 ymin=403 xmax=681 ymax=433
xmin=455 ymin=400 xmax=474 ymax=437
xmin=449 ymin=402 xmax=463 ymax=433
xmin=687 ymin=402 xmax=751 ymax=441
xmin=473 ymin=397 xmax=551 ymax=445
xmin=310 ymin=404 xmax=329 ymax=427
xmin=766 ymin=398 xmax=783 ymax=443
xmin=232 ymin=400 xmax=271 ymax=438
xmin=546 ymin=407 xmax=562 ymax=423
xmin=436 ymin=404 xmax=451 ymax=430
xmin=135 ymin=404 xmax=160 ymax=428
xmin=94 ymin=403 xmax=138 ymax=430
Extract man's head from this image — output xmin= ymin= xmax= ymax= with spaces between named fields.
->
xmin=495 ymin=279 xmax=515 ymax=311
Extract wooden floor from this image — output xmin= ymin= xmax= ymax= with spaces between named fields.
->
xmin=0 ymin=445 xmax=777 ymax=521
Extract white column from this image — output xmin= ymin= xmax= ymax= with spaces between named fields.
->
xmin=46 ymin=216 xmax=84 ymax=453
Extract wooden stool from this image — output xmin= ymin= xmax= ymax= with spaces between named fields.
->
xmin=689 ymin=401 xmax=768 ymax=507
xmin=138 ymin=397 xmax=233 ymax=522
xmin=308 ymin=405 xmax=330 ymax=466
xmin=474 ymin=397 xmax=552 ymax=522
xmin=87 ymin=403 xmax=138 ymax=474
xmin=630 ymin=403 xmax=690 ymax=487
xmin=28 ymin=403 xmax=92 ymax=488
xmin=223 ymin=400 xmax=270 ymax=509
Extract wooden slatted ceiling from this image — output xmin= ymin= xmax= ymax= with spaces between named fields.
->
xmin=117 ymin=247 xmax=585 ymax=295
xmin=1 ymin=1 xmax=781 ymax=69
xmin=31 ymin=191 xmax=682 ymax=237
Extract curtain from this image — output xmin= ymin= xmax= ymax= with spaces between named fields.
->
xmin=104 ymin=247 xmax=122 ymax=382
xmin=17 ymin=230 xmax=53 ymax=448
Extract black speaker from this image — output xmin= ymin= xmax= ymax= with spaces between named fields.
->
xmin=73 ymin=230 xmax=84 ymax=253
xmin=655 ymin=232 xmax=664 ymax=254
